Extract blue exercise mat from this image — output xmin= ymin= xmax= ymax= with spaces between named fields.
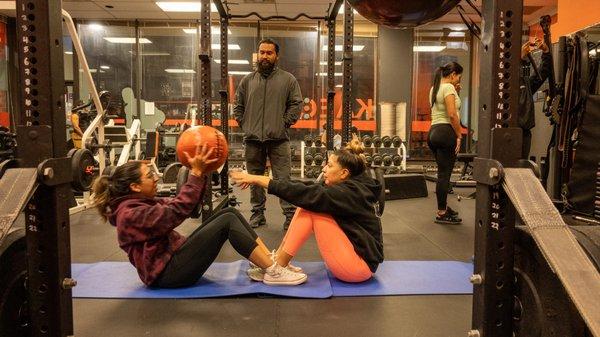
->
xmin=330 ymin=261 xmax=473 ymax=296
xmin=71 ymin=260 xmax=473 ymax=299
xmin=71 ymin=261 xmax=332 ymax=299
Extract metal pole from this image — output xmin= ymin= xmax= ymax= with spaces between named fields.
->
xmin=326 ymin=18 xmax=335 ymax=150
xmin=135 ymin=20 xmax=141 ymax=120
xmin=471 ymin=1 xmax=524 ymax=336
xmin=16 ymin=0 xmax=74 ymax=335
xmin=219 ymin=15 xmax=229 ymax=195
xmin=341 ymin=0 xmax=353 ymax=144
xmin=198 ymin=0 xmax=213 ymax=219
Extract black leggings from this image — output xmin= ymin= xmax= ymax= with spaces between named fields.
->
xmin=427 ymin=124 xmax=457 ymax=210
xmin=154 ymin=207 xmax=259 ymax=288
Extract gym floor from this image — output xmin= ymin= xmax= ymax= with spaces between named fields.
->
xmin=70 ymin=181 xmax=476 ymax=337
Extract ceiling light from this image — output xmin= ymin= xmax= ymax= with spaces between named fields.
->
xmin=320 ymin=61 xmax=342 ymax=66
xmin=165 ymin=69 xmax=196 ymax=74
xmin=229 ymin=71 xmax=252 ymax=76
xmin=322 ymin=45 xmax=365 ymax=52
xmin=88 ymin=23 xmax=104 ymax=31
xmin=128 ymin=51 xmax=171 ymax=56
xmin=100 ymin=65 xmax=110 ymax=70
xmin=65 ymin=51 xmax=73 ymax=55
xmin=0 ymin=2 xmax=15 ymax=10
xmin=448 ymin=31 xmax=465 ymax=37
xmin=316 ymin=73 xmax=343 ymax=77
xmin=212 ymin=44 xmax=240 ymax=50
xmin=183 ymin=28 xmax=232 ymax=35
xmin=155 ymin=2 xmax=217 ymax=12
xmin=104 ymin=37 xmax=152 ymax=44
xmin=214 ymin=59 xmax=250 ymax=64
xmin=413 ymin=46 xmax=447 ymax=52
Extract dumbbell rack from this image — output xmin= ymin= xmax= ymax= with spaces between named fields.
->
xmin=362 ymin=136 xmax=407 ymax=172
xmin=300 ymin=135 xmax=408 ymax=179
xmin=300 ymin=140 xmax=327 ymax=179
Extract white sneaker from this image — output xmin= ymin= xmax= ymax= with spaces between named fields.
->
xmin=263 ymin=263 xmax=307 ymax=286
xmin=249 ymin=251 xmax=304 ymax=274
xmin=269 ymin=250 xmax=304 ymax=273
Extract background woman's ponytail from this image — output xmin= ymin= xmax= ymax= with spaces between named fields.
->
xmin=431 ymin=67 xmax=443 ymax=108
xmin=431 ymin=62 xmax=464 ymax=107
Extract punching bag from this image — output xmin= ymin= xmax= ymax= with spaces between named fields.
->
xmin=347 ymin=0 xmax=462 ymax=28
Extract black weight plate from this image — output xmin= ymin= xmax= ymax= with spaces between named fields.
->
xmin=71 ymin=148 xmax=96 ymax=192
xmin=163 ymin=162 xmax=183 ymax=184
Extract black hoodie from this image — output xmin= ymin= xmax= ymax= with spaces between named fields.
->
xmin=267 ymin=173 xmax=384 ymax=272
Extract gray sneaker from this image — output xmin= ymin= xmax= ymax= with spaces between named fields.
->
xmin=250 ymin=212 xmax=266 ymax=228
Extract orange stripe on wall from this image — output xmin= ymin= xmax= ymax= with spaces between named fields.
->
xmin=159 ymin=119 xmax=377 ymax=131
xmin=552 ymin=0 xmax=600 ymax=41
xmin=0 ymin=112 xmax=9 ymax=128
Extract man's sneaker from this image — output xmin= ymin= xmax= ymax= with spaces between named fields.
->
xmin=282 ymin=215 xmax=293 ymax=230
xmin=263 ymin=263 xmax=307 ymax=286
xmin=250 ymin=212 xmax=266 ymax=228
xmin=435 ymin=211 xmax=462 ymax=225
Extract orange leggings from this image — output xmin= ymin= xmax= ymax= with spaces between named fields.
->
xmin=281 ymin=208 xmax=372 ymax=283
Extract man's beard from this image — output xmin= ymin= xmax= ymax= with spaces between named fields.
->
xmin=257 ymin=60 xmax=275 ymax=75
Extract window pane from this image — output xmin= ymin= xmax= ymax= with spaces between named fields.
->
xmin=317 ymin=22 xmax=377 ymax=141
xmin=139 ymin=26 xmax=197 ymax=132
xmin=77 ymin=23 xmax=135 ymax=125
xmin=410 ymin=27 xmax=472 ymax=159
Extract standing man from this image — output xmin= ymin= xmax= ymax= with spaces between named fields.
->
xmin=234 ymin=38 xmax=303 ymax=230
xmin=519 ymin=37 xmax=552 ymax=159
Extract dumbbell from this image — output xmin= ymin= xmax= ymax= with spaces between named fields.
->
xmin=392 ymin=136 xmax=402 ymax=148
xmin=372 ymin=154 xmax=383 ymax=166
xmin=314 ymin=153 xmax=324 ymax=166
xmin=382 ymin=136 xmax=392 ymax=148
xmin=365 ymin=154 xmax=373 ymax=166
xmin=382 ymin=154 xmax=393 ymax=166
xmin=392 ymin=154 xmax=402 ymax=166
xmin=305 ymin=167 xmax=314 ymax=178
xmin=372 ymin=135 xmax=382 ymax=148
xmin=314 ymin=135 xmax=323 ymax=147
xmin=362 ymin=135 xmax=373 ymax=147
xmin=304 ymin=134 xmax=313 ymax=147
xmin=312 ymin=167 xmax=322 ymax=178
xmin=304 ymin=154 xmax=314 ymax=166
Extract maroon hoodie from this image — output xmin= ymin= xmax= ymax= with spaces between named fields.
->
xmin=108 ymin=174 xmax=205 ymax=286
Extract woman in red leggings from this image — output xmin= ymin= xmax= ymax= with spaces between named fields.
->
xmin=231 ymin=140 xmax=383 ymax=283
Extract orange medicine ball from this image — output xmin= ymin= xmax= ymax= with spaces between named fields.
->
xmin=176 ymin=126 xmax=228 ymax=172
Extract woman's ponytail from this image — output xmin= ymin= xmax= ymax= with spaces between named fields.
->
xmin=90 ymin=161 xmax=143 ymax=222
xmin=431 ymin=67 xmax=443 ymax=108
xmin=431 ymin=62 xmax=464 ymax=107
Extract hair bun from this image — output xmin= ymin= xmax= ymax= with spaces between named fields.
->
xmin=345 ymin=138 xmax=364 ymax=155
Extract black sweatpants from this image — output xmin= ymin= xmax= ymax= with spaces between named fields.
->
xmin=154 ymin=207 xmax=259 ymax=288
xmin=427 ymin=124 xmax=457 ymax=210
xmin=245 ymin=139 xmax=296 ymax=217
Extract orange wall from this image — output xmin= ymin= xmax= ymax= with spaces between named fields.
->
xmin=528 ymin=15 xmax=558 ymax=42
xmin=552 ymin=0 xmax=600 ymax=41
